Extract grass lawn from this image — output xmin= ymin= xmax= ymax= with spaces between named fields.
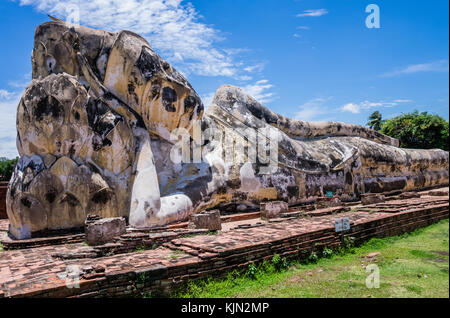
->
xmin=176 ymin=219 xmax=449 ymax=298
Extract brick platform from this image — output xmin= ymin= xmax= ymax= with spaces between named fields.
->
xmin=0 ymin=189 xmax=448 ymax=298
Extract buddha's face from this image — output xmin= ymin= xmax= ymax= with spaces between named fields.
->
xmin=31 ymin=21 xmax=108 ymax=80
xmin=32 ymin=22 xmax=80 ymax=78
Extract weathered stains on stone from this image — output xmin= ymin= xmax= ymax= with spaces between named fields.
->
xmin=20 ymin=197 xmax=32 ymax=208
xmin=135 ymin=47 xmax=161 ymax=81
xmin=91 ymin=189 xmax=112 ymax=205
xmin=247 ymin=102 xmax=278 ymax=125
xmin=85 ymin=98 xmax=123 ymax=151
xmin=34 ymin=95 xmax=63 ymax=121
xmin=45 ymin=191 xmax=57 ymax=203
xmin=60 ymin=193 xmax=81 ymax=207
xmin=150 ymin=81 xmax=161 ymax=100
xmin=286 ymin=185 xmax=299 ymax=200
xmin=162 ymin=87 xmax=177 ymax=112
xmin=184 ymin=95 xmax=198 ymax=111
xmin=345 ymin=171 xmax=353 ymax=185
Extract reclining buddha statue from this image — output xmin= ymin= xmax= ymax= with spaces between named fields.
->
xmin=6 ymin=18 xmax=449 ymax=239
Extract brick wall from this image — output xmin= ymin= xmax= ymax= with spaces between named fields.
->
xmin=0 ymin=182 xmax=7 ymax=219
xmin=12 ymin=203 xmax=447 ymax=298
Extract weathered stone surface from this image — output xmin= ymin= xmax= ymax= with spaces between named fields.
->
xmin=8 ymin=19 xmax=202 ymax=236
xmin=361 ymin=194 xmax=386 ymax=205
xmin=200 ymin=85 xmax=449 ymax=212
xmin=260 ymin=201 xmax=289 ymax=219
xmin=85 ymin=215 xmax=126 ymax=246
xmin=189 ymin=210 xmax=221 ymax=231
xmin=6 ymin=18 xmax=449 ymax=238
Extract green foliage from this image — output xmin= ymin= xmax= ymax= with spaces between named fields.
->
xmin=343 ymin=236 xmax=355 ymax=249
xmin=271 ymin=254 xmax=289 ymax=271
xmin=367 ymin=111 xmax=385 ymax=131
xmin=0 ymin=157 xmax=18 ymax=181
xmin=246 ymin=262 xmax=258 ymax=279
xmin=307 ymin=251 xmax=319 ymax=264
xmin=322 ymin=247 xmax=333 ymax=258
xmin=134 ymin=245 xmax=146 ymax=253
xmin=176 ymin=220 xmax=449 ymax=298
xmin=137 ymin=272 xmax=147 ymax=284
xmin=379 ymin=110 xmax=449 ymax=150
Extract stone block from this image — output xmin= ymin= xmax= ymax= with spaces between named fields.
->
xmin=260 ymin=201 xmax=289 ymax=219
xmin=316 ymin=197 xmax=342 ymax=208
xmin=399 ymin=192 xmax=421 ymax=199
xmin=189 ymin=210 xmax=221 ymax=231
xmin=428 ymin=190 xmax=449 ymax=196
xmin=361 ymin=194 xmax=385 ymax=205
xmin=85 ymin=215 xmax=126 ymax=246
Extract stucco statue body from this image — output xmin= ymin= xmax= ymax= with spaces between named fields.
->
xmin=6 ymin=19 xmax=449 ymax=239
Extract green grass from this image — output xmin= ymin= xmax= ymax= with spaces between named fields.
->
xmin=175 ymin=219 xmax=449 ymax=298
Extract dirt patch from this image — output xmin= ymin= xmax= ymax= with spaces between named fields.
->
xmin=364 ymin=252 xmax=381 ymax=258
xmin=428 ymin=258 xmax=448 ymax=263
xmin=288 ymin=275 xmax=305 ymax=284
xmin=432 ymin=251 xmax=449 ymax=256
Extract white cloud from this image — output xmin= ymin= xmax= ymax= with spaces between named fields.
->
xmin=16 ymin=0 xmax=250 ymax=78
xmin=242 ymin=79 xmax=275 ymax=104
xmin=0 ymin=90 xmax=20 ymax=158
xmin=392 ymin=99 xmax=413 ymax=103
xmin=243 ymin=63 xmax=265 ymax=73
xmin=341 ymin=103 xmax=360 ymax=114
xmin=200 ymin=91 xmax=215 ymax=109
xmin=238 ymin=75 xmax=253 ymax=81
xmin=296 ymin=26 xmax=310 ymax=30
xmin=295 ymin=97 xmax=332 ymax=121
xmin=296 ymin=9 xmax=328 ymax=17
xmin=340 ymin=99 xmax=412 ymax=114
xmin=8 ymin=72 xmax=31 ymax=89
xmin=382 ymin=59 xmax=449 ymax=77
xmin=0 ymin=89 xmax=15 ymax=100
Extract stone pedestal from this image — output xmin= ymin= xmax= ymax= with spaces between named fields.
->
xmin=85 ymin=215 xmax=126 ymax=246
xmin=361 ymin=194 xmax=386 ymax=205
xmin=260 ymin=201 xmax=289 ymax=219
xmin=189 ymin=210 xmax=222 ymax=231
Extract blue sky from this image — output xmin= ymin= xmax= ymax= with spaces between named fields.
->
xmin=0 ymin=0 xmax=449 ymax=158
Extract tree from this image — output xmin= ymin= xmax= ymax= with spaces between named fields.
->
xmin=0 ymin=157 xmax=18 ymax=181
xmin=367 ymin=111 xmax=384 ymax=131
xmin=380 ymin=110 xmax=449 ymax=151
